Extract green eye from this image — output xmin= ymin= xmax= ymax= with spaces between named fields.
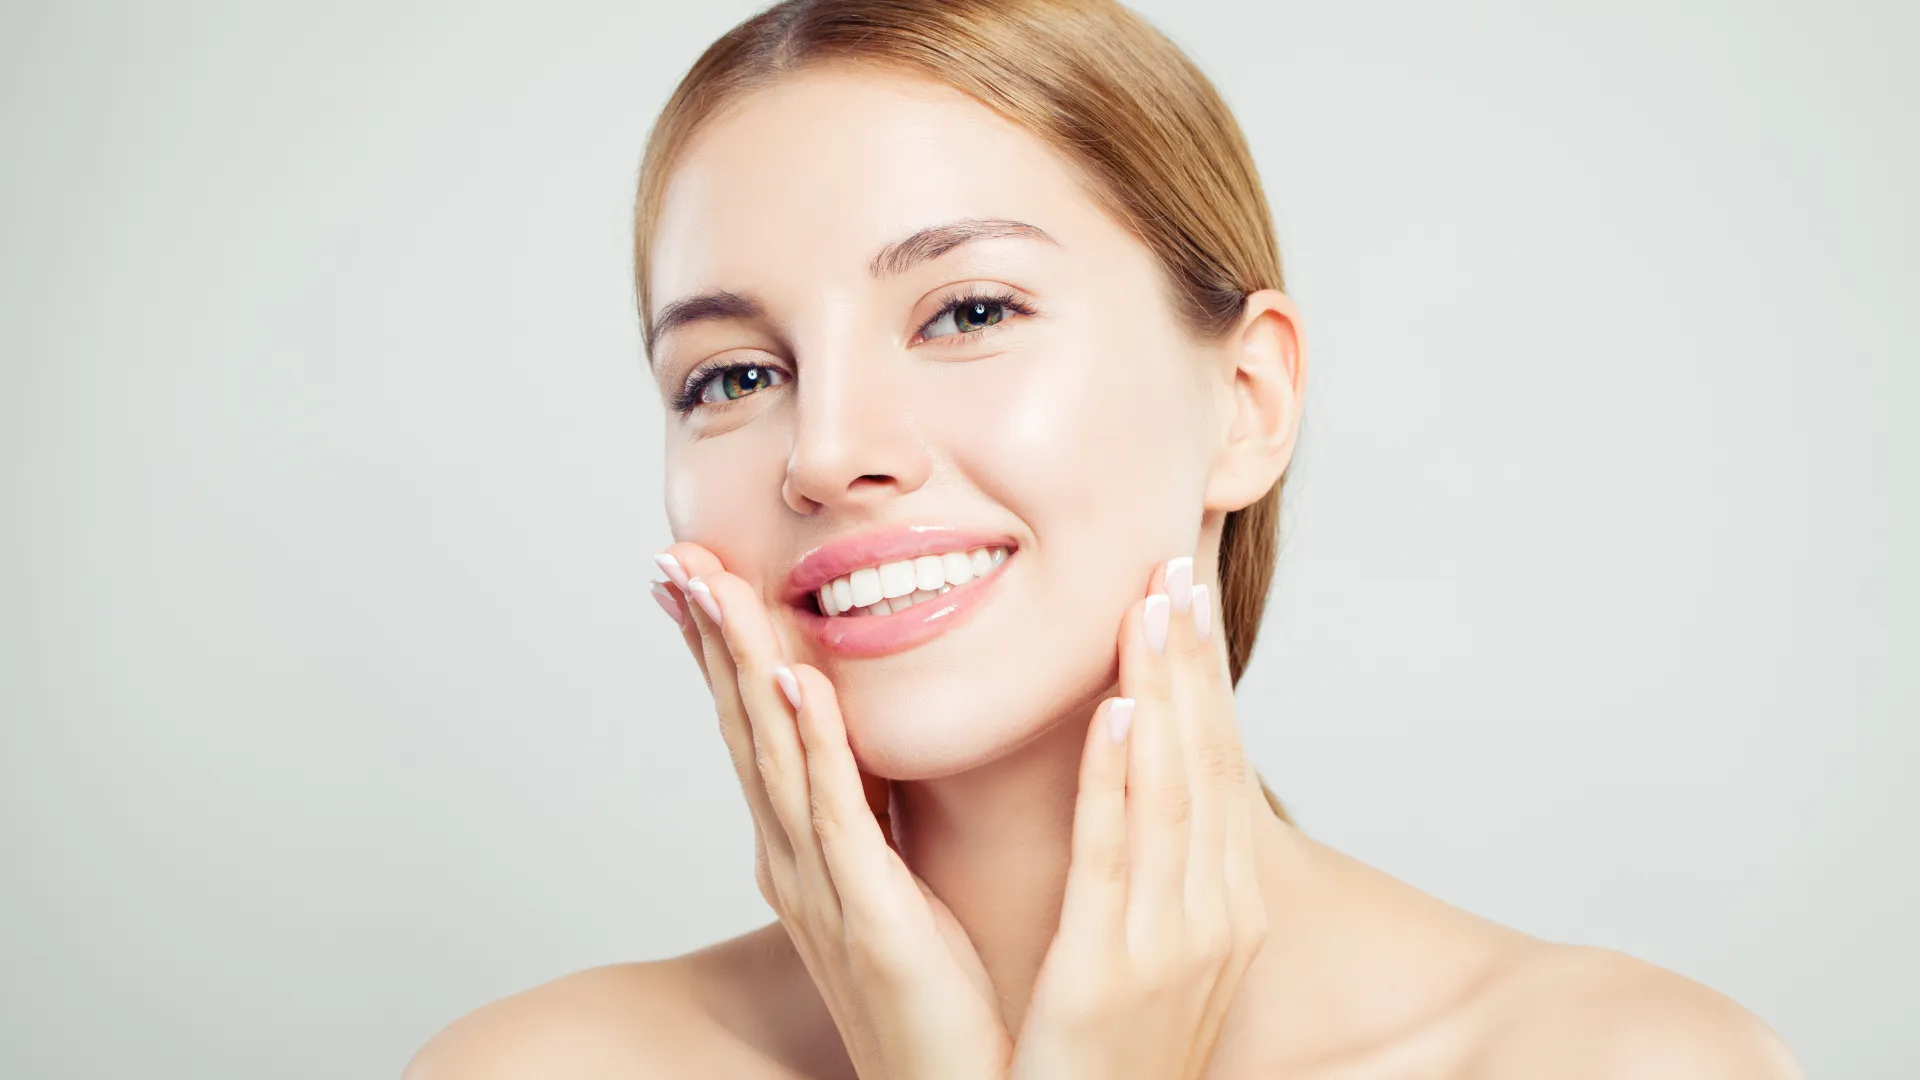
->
xmin=674 ymin=362 xmax=789 ymax=413
xmin=922 ymin=290 xmax=1032 ymax=341
xmin=716 ymin=364 xmax=779 ymax=401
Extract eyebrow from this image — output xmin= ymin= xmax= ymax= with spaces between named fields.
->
xmin=646 ymin=217 xmax=1058 ymax=366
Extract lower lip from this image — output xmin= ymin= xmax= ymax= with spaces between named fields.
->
xmin=793 ymin=553 xmax=1016 ymax=659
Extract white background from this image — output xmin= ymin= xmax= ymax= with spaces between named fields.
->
xmin=3 ymin=1 xmax=1914 ymax=1076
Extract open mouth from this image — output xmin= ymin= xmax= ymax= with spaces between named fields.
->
xmin=805 ymin=544 xmax=1013 ymax=618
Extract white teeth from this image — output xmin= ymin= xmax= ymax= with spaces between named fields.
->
xmin=913 ymin=555 xmax=945 ymax=592
xmin=942 ymin=551 xmax=974 ymax=585
xmin=878 ymin=560 xmax=917 ymax=600
xmin=849 ymin=567 xmax=882 ymax=608
xmin=818 ymin=545 xmax=1010 ymax=617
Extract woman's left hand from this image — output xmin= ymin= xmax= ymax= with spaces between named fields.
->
xmin=1008 ymin=555 xmax=1270 ymax=1080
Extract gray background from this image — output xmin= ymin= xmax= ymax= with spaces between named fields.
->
xmin=3 ymin=1 xmax=1915 ymax=1076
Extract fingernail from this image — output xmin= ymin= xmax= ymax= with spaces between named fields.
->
xmin=653 ymin=552 xmax=689 ymax=590
xmin=1165 ymin=556 xmax=1193 ymax=613
xmin=686 ymin=577 xmax=723 ymax=625
xmin=1192 ymin=583 xmax=1212 ymax=641
xmin=774 ymin=666 xmax=801 ymax=710
xmin=650 ymin=581 xmax=689 ymax=629
xmin=1144 ymin=594 xmax=1169 ymax=654
xmin=1108 ymin=698 xmax=1135 ymax=743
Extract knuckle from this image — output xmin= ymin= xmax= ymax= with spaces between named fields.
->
xmin=1221 ymin=744 xmax=1248 ymax=786
xmin=1093 ymin=841 xmax=1130 ymax=884
xmin=1201 ymin=740 xmax=1246 ymax=787
xmin=1159 ymin=783 xmax=1193 ymax=824
xmin=1195 ymin=737 xmax=1233 ymax=783
xmin=810 ymin=792 xmax=837 ymax=840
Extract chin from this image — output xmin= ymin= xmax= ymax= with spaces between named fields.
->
xmin=831 ymin=652 xmax=1116 ymax=781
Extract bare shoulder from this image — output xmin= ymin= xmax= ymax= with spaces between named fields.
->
xmin=1465 ymin=943 xmax=1802 ymax=1079
xmin=402 ymin=923 xmax=834 ymax=1080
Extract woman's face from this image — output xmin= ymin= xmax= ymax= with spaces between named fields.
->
xmin=649 ymin=65 xmax=1233 ymax=779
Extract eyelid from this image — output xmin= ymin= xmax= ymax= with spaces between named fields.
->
xmin=913 ymin=283 xmax=1037 ymax=345
xmin=672 ymin=355 xmax=789 ymax=414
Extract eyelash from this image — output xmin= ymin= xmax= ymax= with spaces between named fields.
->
xmin=669 ymin=288 xmax=1038 ymax=415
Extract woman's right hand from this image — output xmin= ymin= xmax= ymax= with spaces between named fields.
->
xmin=651 ymin=543 xmax=1013 ymax=1080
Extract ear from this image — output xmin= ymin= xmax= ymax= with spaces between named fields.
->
xmin=1203 ymin=288 xmax=1307 ymax=513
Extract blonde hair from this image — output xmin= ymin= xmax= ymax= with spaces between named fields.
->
xmin=634 ymin=0 xmax=1293 ymax=823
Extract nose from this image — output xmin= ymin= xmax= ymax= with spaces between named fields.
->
xmin=780 ymin=346 xmax=932 ymax=515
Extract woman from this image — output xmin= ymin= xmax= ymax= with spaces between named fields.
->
xmin=410 ymin=1 xmax=1801 ymax=1076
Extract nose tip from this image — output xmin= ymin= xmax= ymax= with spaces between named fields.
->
xmin=780 ymin=367 xmax=932 ymax=513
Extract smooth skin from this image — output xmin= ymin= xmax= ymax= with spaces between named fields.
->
xmin=657 ymin=548 xmax=1264 ymax=1080
xmin=406 ymin=65 xmax=1802 ymax=1079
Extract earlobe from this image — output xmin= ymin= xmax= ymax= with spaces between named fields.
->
xmin=1204 ymin=289 xmax=1307 ymax=512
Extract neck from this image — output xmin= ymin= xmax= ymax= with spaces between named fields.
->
xmin=890 ymin=695 xmax=1096 ymax=1032
xmin=884 ymin=692 xmax=1339 ymax=1056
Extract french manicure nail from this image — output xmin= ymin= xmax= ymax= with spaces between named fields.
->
xmin=650 ymin=581 xmax=689 ymax=629
xmin=1192 ymin=583 xmax=1212 ymax=641
xmin=653 ymin=552 xmax=690 ymax=590
xmin=1108 ymin=697 xmax=1135 ymax=743
xmin=774 ymin=666 xmax=802 ymax=710
xmin=687 ymin=577 xmax=723 ymax=625
xmin=1166 ymin=556 xmax=1193 ymax=613
xmin=1144 ymin=594 xmax=1169 ymax=654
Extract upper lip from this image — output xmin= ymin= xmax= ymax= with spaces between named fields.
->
xmin=782 ymin=524 xmax=1018 ymax=607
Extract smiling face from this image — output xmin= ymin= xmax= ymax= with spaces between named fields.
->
xmin=648 ymin=64 xmax=1231 ymax=779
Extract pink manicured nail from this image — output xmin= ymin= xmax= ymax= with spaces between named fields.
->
xmin=1144 ymin=594 xmax=1169 ymax=653
xmin=686 ymin=577 xmax=723 ymax=625
xmin=653 ymin=552 xmax=690 ymax=590
xmin=1165 ymin=556 xmax=1193 ymax=613
xmin=1108 ymin=698 xmax=1135 ymax=743
xmin=650 ymin=581 xmax=689 ymax=629
xmin=1192 ymin=583 xmax=1212 ymax=641
xmin=774 ymin=666 xmax=802 ymax=710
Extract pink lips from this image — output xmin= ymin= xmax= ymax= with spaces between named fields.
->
xmin=783 ymin=525 xmax=1018 ymax=659
xmin=781 ymin=524 xmax=1017 ymax=607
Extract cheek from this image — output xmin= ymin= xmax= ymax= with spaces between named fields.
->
xmin=922 ymin=327 xmax=1205 ymax=538
xmin=662 ymin=427 xmax=793 ymax=593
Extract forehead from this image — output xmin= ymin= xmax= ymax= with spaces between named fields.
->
xmin=648 ymin=65 xmax=1113 ymax=306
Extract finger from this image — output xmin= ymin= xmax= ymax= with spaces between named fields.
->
xmin=651 ymin=578 xmax=710 ymax=688
xmin=788 ymin=664 xmax=911 ymax=923
xmin=1121 ymin=577 xmax=1189 ymax=940
xmin=1164 ymin=564 xmax=1227 ymax=931
xmin=1221 ymin=745 xmax=1266 ymax=947
xmin=695 ymin=571 xmax=835 ymax=897
xmin=1189 ymin=575 xmax=1265 ymax=1067
xmin=650 ymin=578 xmax=690 ymax=631
xmin=668 ymin=551 xmax=794 ymax=883
xmin=1058 ymin=695 xmax=1134 ymax=950
xmin=1208 ymin=587 xmax=1266 ymax=950
xmin=1193 ymin=756 xmax=1268 ymax=1074
xmin=654 ymin=546 xmax=715 ymax=684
